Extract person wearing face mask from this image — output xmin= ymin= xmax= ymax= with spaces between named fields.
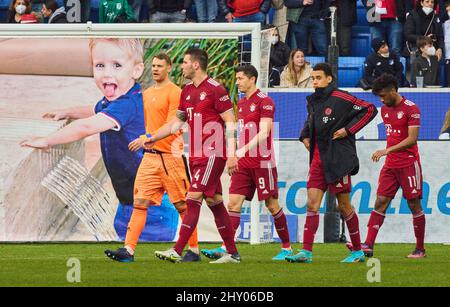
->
xmin=411 ymin=35 xmax=440 ymax=86
xmin=280 ymin=48 xmax=313 ymax=88
xmin=442 ymin=0 xmax=450 ymax=85
xmin=404 ymin=0 xmax=444 ymax=64
xmin=360 ymin=38 xmax=407 ymax=89
xmin=268 ymin=26 xmax=291 ymax=87
xmin=6 ymin=0 xmax=32 ymax=23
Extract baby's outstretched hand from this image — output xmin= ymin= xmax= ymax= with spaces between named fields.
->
xmin=19 ymin=136 xmax=51 ymax=151
xmin=43 ymin=111 xmax=68 ymax=121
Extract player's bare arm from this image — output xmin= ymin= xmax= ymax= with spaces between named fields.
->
xmin=372 ymin=126 xmax=419 ymax=162
xmin=143 ymin=111 xmax=186 ymax=149
xmin=128 ymin=136 xmax=147 ymax=153
xmin=20 ymin=114 xmax=116 ymax=149
xmin=43 ymin=106 xmax=96 ymax=121
xmin=236 ymin=117 xmax=272 ymax=158
xmin=221 ymin=109 xmax=238 ymax=175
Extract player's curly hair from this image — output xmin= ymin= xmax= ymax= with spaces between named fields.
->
xmin=371 ymin=73 xmax=398 ymax=96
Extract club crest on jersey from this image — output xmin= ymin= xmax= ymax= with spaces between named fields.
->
xmin=200 ymin=92 xmax=207 ymax=101
xmin=324 ymin=107 xmax=332 ymax=116
xmin=117 ymin=3 xmax=122 ymax=9
xmin=250 ymin=104 xmax=256 ymax=112
xmin=397 ymin=111 xmax=404 ymax=119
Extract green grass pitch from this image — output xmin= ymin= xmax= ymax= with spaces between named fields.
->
xmin=0 ymin=243 xmax=449 ymax=287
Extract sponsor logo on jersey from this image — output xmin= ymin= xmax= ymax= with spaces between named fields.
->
xmin=186 ymin=95 xmax=191 ymax=101
xmin=353 ymin=105 xmax=362 ymax=110
xmin=192 ymin=183 xmax=198 ymax=188
xmin=404 ymin=100 xmax=415 ymax=106
xmin=384 ymin=113 xmax=389 ymax=118
xmin=219 ymin=95 xmax=230 ymax=102
xmin=200 ymin=92 xmax=207 ymax=101
xmin=238 ymin=107 xmax=242 ymax=113
xmin=336 ymin=183 xmax=343 ymax=188
xmin=262 ymin=189 xmax=269 ymax=194
xmin=325 ymin=107 xmax=332 ymax=115
xmin=397 ymin=111 xmax=404 ymax=119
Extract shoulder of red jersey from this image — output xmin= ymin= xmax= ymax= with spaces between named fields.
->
xmin=206 ymin=78 xmax=222 ymax=88
xmin=402 ymin=98 xmax=416 ymax=107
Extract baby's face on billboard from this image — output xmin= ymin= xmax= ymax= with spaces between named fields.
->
xmin=91 ymin=41 xmax=141 ymax=101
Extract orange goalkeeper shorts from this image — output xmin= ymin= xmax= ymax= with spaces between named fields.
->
xmin=134 ymin=152 xmax=190 ymax=205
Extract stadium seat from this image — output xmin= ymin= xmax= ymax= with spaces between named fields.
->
xmin=357 ymin=1 xmax=369 ymax=27
xmin=351 ymin=32 xmax=372 ymax=57
xmin=305 ymin=56 xmax=326 ymax=67
xmin=338 ymin=56 xmax=365 ymax=87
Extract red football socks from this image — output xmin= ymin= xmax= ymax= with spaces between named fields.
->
xmin=413 ymin=211 xmax=426 ymax=251
xmin=302 ymin=210 xmax=319 ymax=252
xmin=365 ymin=210 xmax=386 ymax=247
xmin=209 ymin=202 xmax=238 ymax=255
xmin=273 ymin=209 xmax=291 ymax=249
xmin=174 ymin=198 xmax=202 ymax=255
xmin=345 ymin=210 xmax=362 ymax=251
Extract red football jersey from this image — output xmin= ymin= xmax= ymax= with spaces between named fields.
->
xmin=178 ymin=77 xmax=233 ymax=163
xmin=237 ymin=89 xmax=276 ymax=168
xmin=381 ymin=97 xmax=421 ymax=168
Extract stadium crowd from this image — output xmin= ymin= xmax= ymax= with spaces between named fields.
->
xmin=4 ymin=0 xmax=450 ymax=90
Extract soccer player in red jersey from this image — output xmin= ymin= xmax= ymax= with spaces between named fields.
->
xmin=286 ymin=63 xmax=378 ymax=264
xmin=201 ymin=65 xmax=293 ymax=261
xmin=144 ymin=48 xmax=241 ymax=263
xmin=347 ymin=73 xmax=426 ymax=259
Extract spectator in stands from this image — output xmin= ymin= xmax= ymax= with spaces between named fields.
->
xmin=99 ymin=0 xmax=136 ymax=22
xmin=41 ymin=0 xmax=67 ymax=23
xmin=269 ymin=26 xmax=291 ymax=87
xmin=439 ymin=108 xmax=450 ymax=139
xmin=128 ymin=0 xmax=143 ymax=21
xmin=360 ymin=38 xmax=407 ymax=89
xmin=280 ymin=48 xmax=313 ymax=87
xmin=363 ymin=0 xmax=407 ymax=58
xmin=334 ymin=0 xmax=356 ymax=56
xmin=6 ymin=0 xmax=33 ymax=23
xmin=195 ymin=0 xmax=218 ymax=22
xmin=284 ymin=0 xmax=330 ymax=56
xmin=218 ymin=0 xmax=271 ymax=24
xmin=442 ymin=0 xmax=450 ymax=85
xmin=411 ymin=36 xmax=440 ymax=86
xmin=148 ymin=0 xmax=192 ymax=23
xmin=405 ymin=0 xmax=444 ymax=63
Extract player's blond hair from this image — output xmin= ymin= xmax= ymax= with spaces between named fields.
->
xmin=89 ymin=38 xmax=144 ymax=64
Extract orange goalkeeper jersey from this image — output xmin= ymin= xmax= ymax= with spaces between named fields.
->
xmin=142 ymin=81 xmax=183 ymax=155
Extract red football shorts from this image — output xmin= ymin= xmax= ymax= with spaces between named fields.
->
xmin=377 ymin=160 xmax=423 ymax=200
xmin=307 ymin=157 xmax=352 ymax=194
xmin=189 ymin=155 xmax=226 ymax=198
xmin=229 ymin=166 xmax=278 ymax=201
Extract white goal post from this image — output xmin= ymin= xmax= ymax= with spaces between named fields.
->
xmin=0 ymin=23 xmax=271 ymax=244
